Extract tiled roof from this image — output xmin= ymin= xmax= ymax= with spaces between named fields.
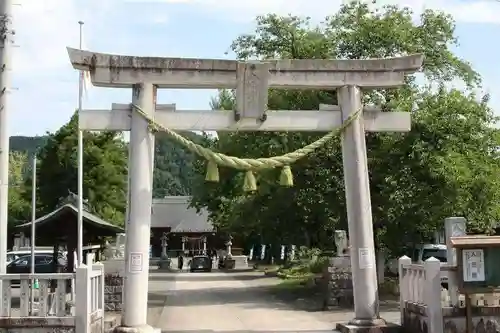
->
xmin=151 ymin=196 xmax=213 ymax=232
xmin=16 ymin=204 xmax=123 ymax=234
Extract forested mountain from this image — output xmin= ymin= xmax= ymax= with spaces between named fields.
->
xmin=153 ymin=131 xmax=206 ymax=198
xmin=10 ymin=136 xmax=47 ymax=158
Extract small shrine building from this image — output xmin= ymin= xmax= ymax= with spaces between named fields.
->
xmin=150 ymin=196 xmax=234 ymax=257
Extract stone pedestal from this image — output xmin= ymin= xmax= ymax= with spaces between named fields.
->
xmin=158 ymin=258 xmax=171 ymax=270
xmin=105 ymin=274 xmax=124 ymax=312
xmin=327 ymin=258 xmax=402 ymax=332
xmin=223 ymin=258 xmax=235 ymax=269
xmin=323 ymin=257 xmax=354 ymax=309
xmin=232 ymin=255 xmax=249 ymax=269
xmin=114 ymin=325 xmax=161 ymax=333
xmin=336 ymin=322 xmax=401 ymax=333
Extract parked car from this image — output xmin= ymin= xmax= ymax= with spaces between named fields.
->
xmin=7 ymin=254 xmax=67 ymax=285
xmin=189 ymin=255 xmax=212 ymax=273
xmin=6 ymin=250 xmax=54 ymax=265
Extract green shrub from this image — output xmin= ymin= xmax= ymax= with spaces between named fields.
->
xmin=308 ymin=256 xmax=328 ymax=274
xmin=277 ymin=247 xmax=329 ymax=277
xmin=379 ymin=278 xmax=399 ymax=295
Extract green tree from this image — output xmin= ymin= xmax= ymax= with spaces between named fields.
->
xmin=190 ymin=2 xmax=500 ymax=253
xmin=8 ymin=151 xmax=30 ymax=226
xmin=31 ymin=113 xmax=128 ymax=226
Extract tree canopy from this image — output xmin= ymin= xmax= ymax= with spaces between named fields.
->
xmin=10 ymin=121 xmax=201 ymax=228
xmin=189 ymin=2 xmax=500 ymax=254
xmin=8 ymin=151 xmax=30 ymax=226
xmin=27 ymin=113 xmax=129 ymax=226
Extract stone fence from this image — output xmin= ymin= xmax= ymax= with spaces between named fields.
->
xmin=398 ymin=256 xmax=500 ymax=333
xmin=399 ymin=256 xmax=443 ymax=333
xmin=0 ymin=263 xmax=104 ymax=333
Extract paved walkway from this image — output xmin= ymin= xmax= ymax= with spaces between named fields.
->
xmin=146 ymin=270 xmax=400 ymax=332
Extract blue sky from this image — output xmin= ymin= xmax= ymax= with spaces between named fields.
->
xmin=10 ymin=0 xmax=500 ymax=136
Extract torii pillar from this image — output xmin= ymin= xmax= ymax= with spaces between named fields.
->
xmin=67 ymin=48 xmax=422 ymax=332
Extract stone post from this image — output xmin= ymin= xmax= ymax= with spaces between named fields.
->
xmin=338 ymin=86 xmax=381 ymax=325
xmin=424 ymin=257 xmax=444 ymax=333
xmin=445 ymin=216 xmax=466 ymax=307
xmin=398 ymin=256 xmax=411 ymax=326
xmin=120 ymin=83 xmax=156 ymax=331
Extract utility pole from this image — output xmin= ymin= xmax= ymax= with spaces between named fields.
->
xmin=77 ymin=20 xmax=84 ymax=266
xmin=0 ymin=0 xmax=13 ymax=288
xmin=30 ymin=154 xmax=36 ymax=314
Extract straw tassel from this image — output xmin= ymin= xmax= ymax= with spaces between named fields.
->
xmin=205 ymin=160 xmax=220 ymax=182
xmin=279 ymin=165 xmax=293 ymax=187
xmin=243 ymin=170 xmax=257 ymax=192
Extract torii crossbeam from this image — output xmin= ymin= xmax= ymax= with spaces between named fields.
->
xmin=67 ymin=47 xmax=423 ymax=332
xmin=79 ymin=103 xmax=410 ymax=132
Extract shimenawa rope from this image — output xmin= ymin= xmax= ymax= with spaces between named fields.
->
xmin=131 ymin=104 xmax=360 ymax=191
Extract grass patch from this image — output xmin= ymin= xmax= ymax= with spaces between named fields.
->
xmin=268 ymin=275 xmax=323 ymax=305
xmin=273 ymin=277 xmax=310 ymax=290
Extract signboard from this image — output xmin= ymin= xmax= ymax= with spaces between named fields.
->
xmin=462 ymin=249 xmax=485 ymax=282
xmin=358 ymin=247 xmax=374 ymax=269
xmin=129 ymin=252 xmax=143 ymax=273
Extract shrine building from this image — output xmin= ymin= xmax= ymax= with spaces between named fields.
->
xmin=150 ymin=196 xmax=232 ymax=257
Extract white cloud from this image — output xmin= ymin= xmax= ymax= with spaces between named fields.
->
xmin=141 ymin=0 xmax=500 ymax=24
xmin=13 ymin=0 xmax=116 ymax=77
xmin=13 ymin=0 xmax=79 ymax=76
xmin=11 ymin=0 xmax=500 ymax=78
xmin=5 ymin=0 xmax=500 ymax=135
xmin=8 ymin=0 xmax=118 ymax=135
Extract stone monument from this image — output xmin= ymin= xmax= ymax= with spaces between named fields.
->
xmin=158 ymin=232 xmax=170 ymax=270
xmin=201 ymin=235 xmax=207 ymax=254
xmin=181 ymin=236 xmax=187 ymax=254
xmin=114 ymin=233 xmax=125 ymax=258
xmin=324 ymin=229 xmax=353 ymax=310
xmin=160 ymin=233 xmax=168 ymax=258
xmin=334 ymin=230 xmax=349 ymax=257
xmin=225 ymin=237 xmax=233 ymax=257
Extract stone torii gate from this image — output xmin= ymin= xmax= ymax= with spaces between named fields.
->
xmin=67 ymin=48 xmax=423 ymax=332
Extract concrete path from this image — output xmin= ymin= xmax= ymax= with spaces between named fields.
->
xmin=146 ymin=270 xmax=400 ymax=333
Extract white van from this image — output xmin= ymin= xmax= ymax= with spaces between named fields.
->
xmin=386 ymin=243 xmax=448 ymax=275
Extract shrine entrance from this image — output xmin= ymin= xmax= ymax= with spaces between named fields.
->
xmin=182 ymin=235 xmax=207 ymax=256
xmin=68 ymin=47 xmax=423 ymax=331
